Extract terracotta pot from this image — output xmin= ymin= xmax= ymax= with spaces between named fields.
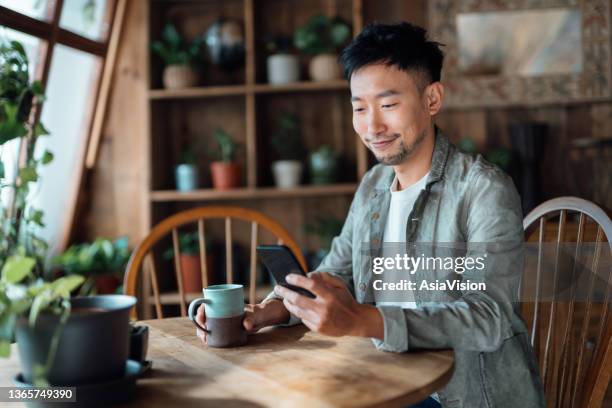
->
xmin=163 ymin=64 xmax=198 ymax=89
xmin=309 ymin=54 xmax=341 ymax=81
xmin=210 ymin=162 xmax=241 ymax=190
xmin=179 ymin=254 xmax=202 ymax=293
xmin=95 ymin=275 xmax=120 ymax=294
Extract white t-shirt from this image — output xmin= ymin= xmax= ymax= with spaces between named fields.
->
xmin=377 ymin=171 xmax=429 ymax=309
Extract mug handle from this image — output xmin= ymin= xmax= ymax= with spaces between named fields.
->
xmin=188 ymin=298 xmax=211 ymax=333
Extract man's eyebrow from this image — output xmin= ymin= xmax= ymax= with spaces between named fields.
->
xmin=351 ymin=89 xmax=401 ymax=102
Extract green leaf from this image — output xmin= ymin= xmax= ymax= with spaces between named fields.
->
xmin=29 ymin=209 xmax=44 ymax=227
xmin=34 ymin=122 xmax=49 ymax=137
xmin=51 ymin=275 xmax=84 ymax=297
xmin=28 ymin=291 xmax=51 ymax=327
xmin=1 ymin=255 xmax=35 ymax=284
xmin=40 ymin=150 xmax=53 ymax=165
xmin=18 ymin=166 xmax=38 ymax=183
xmin=0 ymin=340 xmax=10 ymax=358
xmin=0 ymin=161 xmax=4 ymax=179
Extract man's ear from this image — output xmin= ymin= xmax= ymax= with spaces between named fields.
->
xmin=424 ymin=82 xmax=444 ymax=115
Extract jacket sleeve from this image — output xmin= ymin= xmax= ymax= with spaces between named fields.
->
xmin=373 ymin=167 xmax=523 ymax=353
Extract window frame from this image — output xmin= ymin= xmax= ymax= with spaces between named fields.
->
xmin=0 ymin=0 xmax=125 ymax=251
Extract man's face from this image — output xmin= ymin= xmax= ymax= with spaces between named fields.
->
xmin=350 ymin=64 xmax=432 ymax=166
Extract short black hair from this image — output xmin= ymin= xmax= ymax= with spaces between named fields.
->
xmin=339 ymin=22 xmax=444 ymax=92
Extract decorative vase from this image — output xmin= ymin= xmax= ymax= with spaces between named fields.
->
xmin=309 ymin=146 xmax=338 ymax=184
xmin=16 ymin=295 xmax=136 ymax=386
xmin=210 ymin=161 xmax=241 ymax=190
xmin=267 ymin=54 xmax=300 ymax=84
xmin=175 ymin=164 xmax=198 ymax=191
xmin=179 ymin=254 xmax=203 ymax=293
xmin=163 ymin=65 xmax=198 ymax=89
xmin=309 ymin=54 xmax=341 ymax=81
xmin=272 ymin=160 xmax=303 ymax=188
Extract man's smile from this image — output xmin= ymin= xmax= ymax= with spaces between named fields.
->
xmin=369 ymin=135 xmax=399 ymax=151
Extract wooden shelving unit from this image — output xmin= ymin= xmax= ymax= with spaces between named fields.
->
xmin=142 ymin=0 xmax=424 ymax=316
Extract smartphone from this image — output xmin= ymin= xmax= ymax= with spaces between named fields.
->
xmin=256 ymin=245 xmax=316 ymax=299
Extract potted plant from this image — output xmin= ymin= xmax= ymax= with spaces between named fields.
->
xmin=163 ymin=232 xmax=213 ymax=293
xmin=0 ymin=40 xmax=137 ymax=389
xmin=309 ymin=145 xmax=339 ymax=184
xmin=294 ymin=15 xmax=351 ymax=81
xmin=151 ymin=23 xmax=202 ymax=89
xmin=265 ymin=35 xmax=300 ymax=84
xmin=210 ymin=128 xmax=241 ymax=190
xmin=271 ymin=112 xmax=305 ymax=188
xmin=53 ymin=237 xmax=132 ymax=295
xmin=175 ymin=147 xmax=199 ymax=191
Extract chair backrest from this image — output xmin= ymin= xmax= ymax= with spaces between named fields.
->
xmin=522 ymin=197 xmax=612 ymax=408
xmin=124 ymin=206 xmax=308 ymax=320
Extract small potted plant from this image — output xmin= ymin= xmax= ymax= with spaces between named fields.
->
xmin=163 ymin=232 xmax=213 ymax=293
xmin=294 ymin=15 xmax=351 ymax=81
xmin=151 ymin=23 xmax=202 ymax=89
xmin=210 ymin=128 xmax=241 ymax=190
xmin=265 ymin=35 xmax=300 ymax=84
xmin=309 ymin=145 xmax=339 ymax=184
xmin=271 ymin=112 xmax=305 ymax=188
xmin=175 ymin=147 xmax=198 ymax=191
xmin=53 ymin=237 xmax=132 ymax=295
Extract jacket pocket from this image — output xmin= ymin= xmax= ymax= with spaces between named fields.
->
xmin=479 ymin=332 xmax=545 ymax=408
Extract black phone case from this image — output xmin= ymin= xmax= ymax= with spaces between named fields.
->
xmin=256 ymin=245 xmax=315 ymax=299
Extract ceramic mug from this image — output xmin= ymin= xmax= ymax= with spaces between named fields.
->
xmin=188 ymin=284 xmax=247 ymax=348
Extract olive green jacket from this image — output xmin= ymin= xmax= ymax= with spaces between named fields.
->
xmin=270 ymin=129 xmax=545 ymax=408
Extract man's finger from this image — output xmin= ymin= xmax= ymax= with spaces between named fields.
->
xmin=282 ymin=298 xmax=318 ymax=323
xmin=196 ymin=304 xmax=206 ymax=326
xmin=285 ymin=273 xmax=329 ymax=297
xmin=275 ymin=284 xmax=317 ymax=309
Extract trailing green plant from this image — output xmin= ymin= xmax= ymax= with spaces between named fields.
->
xmin=294 ymin=15 xmax=351 ymax=55
xmin=0 ymin=39 xmax=83 ymax=385
xmin=271 ymin=112 xmax=305 ymax=161
xmin=151 ymin=24 xmax=203 ymax=67
xmin=211 ymin=128 xmax=238 ymax=163
xmin=52 ymin=237 xmax=131 ymax=295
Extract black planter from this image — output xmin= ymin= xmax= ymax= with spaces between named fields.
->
xmin=15 ymin=295 xmax=136 ymax=386
xmin=129 ymin=325 xmax=149 ymax=363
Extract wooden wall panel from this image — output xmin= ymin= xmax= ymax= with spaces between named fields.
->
xmin=76 ymin=0 xmax=149 ymax=244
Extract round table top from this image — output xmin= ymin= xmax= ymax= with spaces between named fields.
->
xmin=0 ymin=317 xmax=454 ymax=407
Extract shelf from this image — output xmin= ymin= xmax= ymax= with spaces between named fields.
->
xmin=148 ymin=80 xmax=348 ymax=100
xmin=150 ymin=183 xmax=357 ymax=202
xmin=252 ymin=80 xmax=348 ymax=94
xmin=149 ymin=285 xmax=273 ymax=305
xmin=149 ymin=85 xmax=247 ymax=100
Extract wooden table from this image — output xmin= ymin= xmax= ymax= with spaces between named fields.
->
xmin=1 ymin=317 xmax=454 ymax=407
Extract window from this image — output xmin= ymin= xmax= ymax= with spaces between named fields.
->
xmin=0 ymin=0 xmax=123 ymax=255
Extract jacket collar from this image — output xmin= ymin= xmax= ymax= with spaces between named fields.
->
xmin=373 ymin=126 xmax=450 ymax=191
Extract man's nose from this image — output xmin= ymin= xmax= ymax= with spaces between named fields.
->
xmin=366 ymin=111 xmax=386 ymax=135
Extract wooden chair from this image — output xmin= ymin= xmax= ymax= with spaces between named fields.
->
xmin=124 ymin=206 xmax=308 ymax=320
xmin=522 ymin=197 xmax=612 ymax=408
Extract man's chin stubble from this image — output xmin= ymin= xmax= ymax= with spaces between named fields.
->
xmin=373 ymin=130 xmax=427 ymax=166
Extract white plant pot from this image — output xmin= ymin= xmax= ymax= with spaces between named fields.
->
xmin=175 ymin=164 xmax=198 ymax=191
xmin=272 ymin=160 xmax=303 ymax=188
xmin=309 ymin=54 xmax=341 ymax=81
xmin=267 ymin=54 xmax=300 ymax=84
xmin=163 ymin=65 xmax=198 ymax=89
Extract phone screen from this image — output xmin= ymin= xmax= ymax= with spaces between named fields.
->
xmin=257 ymin=245 xmax=316 ymax=299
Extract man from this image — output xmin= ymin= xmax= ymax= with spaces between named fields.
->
xmin=197 ymin=22 xmax=545 ymax=408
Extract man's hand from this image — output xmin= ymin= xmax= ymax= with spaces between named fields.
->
xmin=274 ymin=272 xmax=384 ymax=339
xmin=196 ymin=298 xmax=290 ymax=344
